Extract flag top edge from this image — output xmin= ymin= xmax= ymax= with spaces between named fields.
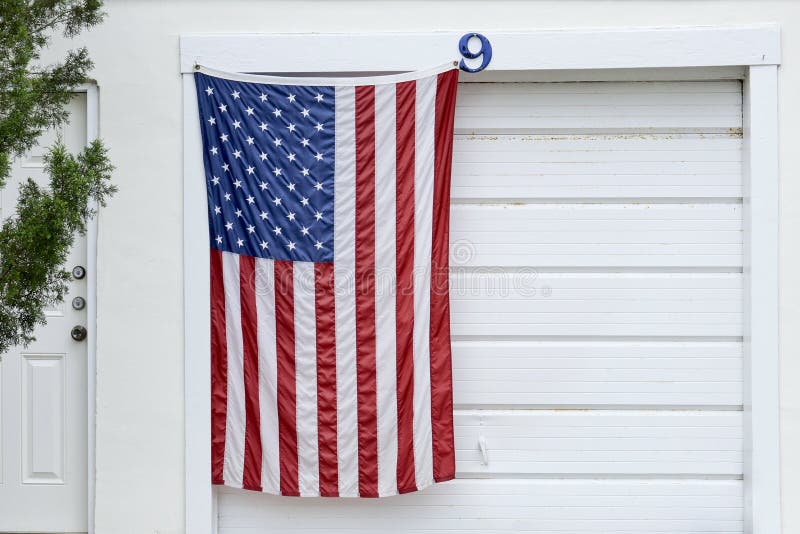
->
xmin=194 ymin=62 xmax=458 ymax=87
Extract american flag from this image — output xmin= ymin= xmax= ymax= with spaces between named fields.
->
xmin=194 ymin=64 xmax=459 ymax=497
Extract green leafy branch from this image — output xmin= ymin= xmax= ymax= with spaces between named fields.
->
xmin=0 ymin=0 xmax=114 ymax=352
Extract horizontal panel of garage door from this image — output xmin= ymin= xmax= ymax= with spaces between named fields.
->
xmin=218 ymin=480 xmax=742 ymax=534
xmin=452 ymin=135 xmax=742 ymax=199
xmin=452 ymin=340 xmax=742 ymax=406
xmin=453 ymin=410 xmax=742 ymax=476
xmin=450 ymin=203 xmax=742 ymax=267
xmin=450 ymin=272 xmax=742 ymax=337
xmin=455 ymin=81 xmax=742 ymax=132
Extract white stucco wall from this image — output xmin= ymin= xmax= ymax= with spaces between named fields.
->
xmin=53 ymin=1 xmax=799 ymax=532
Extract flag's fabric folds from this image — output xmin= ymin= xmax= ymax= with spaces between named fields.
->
xmin=195 ymin=65 xmax=459 ymax=497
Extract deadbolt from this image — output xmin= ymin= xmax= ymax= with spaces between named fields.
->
xmin=71 ymin=325 xmax=87 ymax=341
xmin=72 ymin=296 xmax=86 ymax=310
xmin=72 ymin=265 xmax=86 ymax=280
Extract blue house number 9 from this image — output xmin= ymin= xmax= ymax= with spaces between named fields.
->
xmin=458 ymin=33 xmax=492 ymax=73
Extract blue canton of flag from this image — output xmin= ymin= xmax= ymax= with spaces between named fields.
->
xmin=196 ymin=73 xmax=336 ymax=262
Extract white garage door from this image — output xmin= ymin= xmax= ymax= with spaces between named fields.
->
xmin=217 ymin=78 xmax=744 ymax=533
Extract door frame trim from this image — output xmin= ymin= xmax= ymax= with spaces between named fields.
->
xmin=181 ymin=26 xmax=782 ymax=534
xmin=76 ymin=82 xmax=99 ymax=534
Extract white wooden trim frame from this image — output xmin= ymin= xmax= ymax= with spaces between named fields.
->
xmin=743 ymin=65 xmax=782 ymax=534
xmin=76 ymin=82 xmax=100 ymax=534
xmin=181 ymin=26 xmax=782 ymax=534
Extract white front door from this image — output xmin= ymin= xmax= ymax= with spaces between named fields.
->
xmin=0 ymin=94 xmax=89 ymax=533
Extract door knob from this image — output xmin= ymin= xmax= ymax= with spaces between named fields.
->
xmin=71 ymin=325 xmax=87 ymax=341
xmin=72 ymin=265 xmax=86 ymax=280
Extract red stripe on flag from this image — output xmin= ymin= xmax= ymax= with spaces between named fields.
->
xmin=394 ymin=79 xmax=418 ymax=494
xmin=274 ymin=260 xmax=299 ymax=496
xmin=354 ymin=84 xmax=379 ymax=498
xmin=430 ymin=70 xmax=458 ymax=482
xmin=239 ymin=255 xmax=263 ymax=491
xmin=315 ymin=262 xmax=339 ymax=497
xmin=210 ymin=249 xmax=228 ymax=485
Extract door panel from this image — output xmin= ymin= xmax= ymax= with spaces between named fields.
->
xmin=22 ymin=354 xmax=66 ymax=484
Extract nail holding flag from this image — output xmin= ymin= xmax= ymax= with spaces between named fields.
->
xmin=194 ymin=64 xmax=459 ymax=497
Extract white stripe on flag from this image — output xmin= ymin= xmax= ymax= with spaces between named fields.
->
xmin=294 ymin=262 xmax=320 ymax=496
xmin=374 ymin=83 xmax=399 ymax=497
xmin=334 ymin=85 xmax=359 ymax=497
xmin=412 ymin=75 xmax=436 ymax=489
xmin=255 ymin=257 xmax=280 ymax=494
xmin=222 ymin=251 xmax=245 ymax=488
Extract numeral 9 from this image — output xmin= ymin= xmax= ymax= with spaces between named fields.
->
xmin=458 ymin=33 xmax=492 ymax=73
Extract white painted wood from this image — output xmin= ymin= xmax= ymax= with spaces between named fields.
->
xmin=0 ymin=95 xmax=89 ymax=531
xmin=21 ymin=355 xmax=66 ymax=483
xmin=450 ymin=272 xmax=742 ymax=337
xmin=184 ymin=73 xmax=215 ymax=534
xmin=83 ymin=82 xmax=99 ymax=534
xmin=453 ymin=410 xmax=742 ymax=476
xmin=455 ymin=81 xmax=742 ymax=133
xmin=452 ymin=341 xmax=742 ymax=407
xmin=471 ymin=66 xmax=747 ymax=82
xmin=179 ymin=25 xmax=780 ymax=73
xmin=452 ymin=134 xmax=742 ymax=199
xmin=450 ymin=204 xmax=742 ymax=268
xmin=217 ymin=479 xmax=743 ymax=533
xmin=742 ymin=65 xmax=782 ymax=534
